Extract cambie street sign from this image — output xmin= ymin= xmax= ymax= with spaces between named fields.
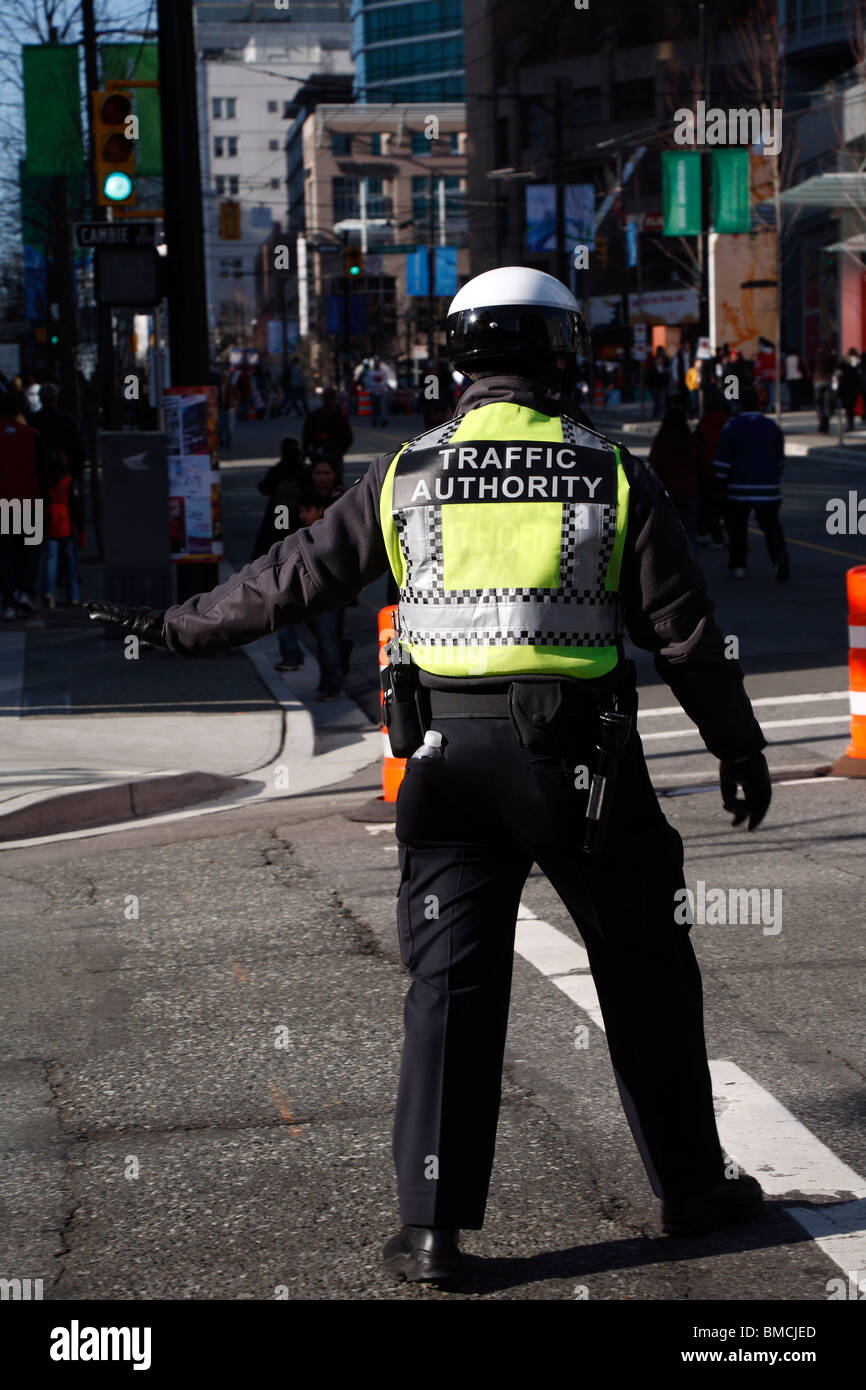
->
xmin=75 ymin=221 xmax=158 ymax=248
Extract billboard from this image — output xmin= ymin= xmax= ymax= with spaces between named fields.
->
xmin=525 ymin=184 xmax=595 ymax=252
xmin=163 ymin=387 xmax=223 ymax=563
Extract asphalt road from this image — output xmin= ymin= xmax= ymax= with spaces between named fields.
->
xmin=1 ymin=409 xmax=865 ymax=1306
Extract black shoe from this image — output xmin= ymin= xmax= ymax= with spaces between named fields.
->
xmin=662 ymin=1173 xmax=764 ymax=1236
xmin=382 ymin=1225 xmax=463 ymax=1283
xmin=776 ymin=554 xmax=790 ymax=582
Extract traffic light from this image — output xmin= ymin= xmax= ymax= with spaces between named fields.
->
xmin=595 ymin=233 xmax=607 ymax=269
xmin=91 ymin=89 xmax=136 ymax=205
xmin=344 ymin=246 xmax=364 ymax=278
xmin=219 ymin=201 xmax=242 ymax=240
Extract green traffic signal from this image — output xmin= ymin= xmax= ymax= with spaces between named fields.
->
xmin=103 ymin=170 xmax=134 ymax=202
xmin=348 ymin=264 xmax=360 ymax=276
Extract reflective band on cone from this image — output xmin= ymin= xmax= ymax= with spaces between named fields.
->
xmin=379 ymin=604 xmax=406 ymax=802
xmin=357 ymin=389 xmax=371 ymax=417
xmin=831 ymin=566 xmax=866 ymax=777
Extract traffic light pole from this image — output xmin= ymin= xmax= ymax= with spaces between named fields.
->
xmin=157 ymin=0 xmax=209 ymax=386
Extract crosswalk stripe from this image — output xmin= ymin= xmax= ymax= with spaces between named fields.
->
xmin=639 ymin=691 xmax=849 ymax=717
xmin=640 ymin=715 xmax=849 ymax=741
xmin=514 ymin=905 xmax=866 ymax=1279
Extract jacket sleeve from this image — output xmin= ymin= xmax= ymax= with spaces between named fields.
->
xmin=618 ymin=447 xmax=766 ymax=761
xmin=162 ymin=454 xmax=392 ymax=656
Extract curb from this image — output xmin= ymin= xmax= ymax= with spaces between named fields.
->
xmin=0 ymin=771 xmax=251 ymax=843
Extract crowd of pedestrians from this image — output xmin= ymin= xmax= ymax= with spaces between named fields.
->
xmin=0 ymin=374 xmax=88 ymax=621
xmin=647 ymin=385 xmax=789 ymax=582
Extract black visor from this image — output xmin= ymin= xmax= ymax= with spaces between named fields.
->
xmin=445 ymin=303 xmax=588 ymax=368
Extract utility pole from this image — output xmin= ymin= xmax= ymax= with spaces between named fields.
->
xmin=426 ymin=168 xmax=436 ymax=363
xmin=157 ymin=0 xmax=209 ymax=385
xmin=553 ymin=82 xmax=568 ymax=286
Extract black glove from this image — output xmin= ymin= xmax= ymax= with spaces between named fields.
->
xmin=719 ymin=752 xmax=771 ymax=831
xmin=83 ymin=600 xmax=168 ymax=651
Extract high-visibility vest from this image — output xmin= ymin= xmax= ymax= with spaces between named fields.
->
xmin=379 ymin=400 xmax=630 ymax=680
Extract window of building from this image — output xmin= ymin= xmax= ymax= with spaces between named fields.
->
xmin=331 ymin=132 xmax=352 ymax=156
xmin=364 ymin=0 xmax=462 ymax=43
xmin=214 ymin=136 xmax=224 ymax=157
xmin=573 ymin=86 xmax=603 ymax=125
xmin=267 ymin=100 xmax=278 ymax=113
xmin=268 ymin=139 xmax=279 ymax=150
xmin=612 ymin=78 xmax=655 ymax=122
xmin=225 ymin=97 xmax=237 ymax=119
xmin=522 ymin=101 xmax=547 ymax=149
xmin=366 ymin=36 xmax=463 ymax=83
xmin=227 ymin=136 xmax=238 ymax=157
xmin=215 ymin=175 xmax=226 ymax=194
xmin=228 ymin=175 xmax=239 ymax=196
xmin=270 ymin=178 xmax=280 ymax=189
xmin=212 ymin=97 xmax=223 ymax=119
xmin=449 ymin=131 xmax=460 ymax=154
xmin=219 ymin=257 xmax=243 ymax=280
xmin=411 ymin=130 xmax=432 ymax=154
xmin=332 ymin=175 xmax=360 ymax=221
xmin=370 ymin=132 xmax=382 ymax=155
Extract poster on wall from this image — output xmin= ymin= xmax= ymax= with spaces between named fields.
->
xmin=164 ymin=386 xmax=223 ymax=562
xmin=713 ymin=230 xmax=778 ymax=359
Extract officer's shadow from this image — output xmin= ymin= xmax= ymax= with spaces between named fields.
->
xmin=437 ymin=1202 xmax=826 ymax=1296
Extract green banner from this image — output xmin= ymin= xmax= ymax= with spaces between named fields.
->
xmin=23 ymin=45 xmax=83 ymax=176
xmin=662 ymin=151 xmax=702 ymax=236
xmin=712 ymin=148 xmax=751 ymax=233
xmin=101 ymin=43 xmax=162 ymax=175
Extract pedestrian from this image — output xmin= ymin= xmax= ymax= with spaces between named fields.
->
xmin=813 ymin=341 xmax=836 ymax=434
xmin=269 ymin=489 xmax=344 ymax=699
xmin=648 ymin=347 xmax=670 ymax=418
xmin=306 ymin=457 xmax=344 ymax=508
xmin=694 ymin=387 xmax=729 ymax=548
xmin=217 ymin=369 xmax=239 ymax=449
xmin=684 ymin=360 xmax=701 ymax=418
xmin=302 ymin=387 xmax=353 ymax=485
xmin=647 ymin=404 xmax=712 ymax=553
xmin=784 ymin=347 xmax=803 ymax=411
xmin=35 ymin=383 xmax=88 ymax=481
xmin=0 ymin=391 xmax=44 ymax=618
xmin=86 ymin=266 xmax=771 ymax=1284
xmin=712 ymin=387 xmax=789 ymax=581
xmin=837 ymin=348 xmax=861 ymax=432
xmin=365 ymin=356 xmax=389 ymax=427
xmin=250 ymin=438 xmax=305 ymax=563
xmin=40 ymin=447 xmax=84 ymax=607
xmin=283 ymin=356 xmax=308 ymax=417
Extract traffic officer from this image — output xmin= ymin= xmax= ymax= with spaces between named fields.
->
xmin=87 ymin=267 xmax=772 ymax=1287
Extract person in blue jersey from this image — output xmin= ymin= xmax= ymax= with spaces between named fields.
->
xmin=712 ymin=388 xmax=790 ymax=582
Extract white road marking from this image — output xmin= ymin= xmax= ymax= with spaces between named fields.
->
xmin=514 ymin=906 xmax=866 ymax=1279
xmin=640 ymin=715 xmax=850 ymax=741
xmin=639 ymin=691 xmax=848 ymax=716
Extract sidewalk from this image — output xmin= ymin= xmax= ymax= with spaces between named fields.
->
xmin=0 ymin=403 xmax=412 ymax=846
xmin=594 ymin=399 xmax=866 ymax=464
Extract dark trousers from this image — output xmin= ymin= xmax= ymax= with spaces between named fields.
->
xmin=723 ymin=499 xmax=786 ymax=571
xmin=393 ymin=713 xmax=725 ymax=1229
xmin=816 ymin=384 xmax=833 ymax=432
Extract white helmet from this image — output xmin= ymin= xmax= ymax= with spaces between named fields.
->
xmin=445 ymin=266 xmax=588 ymax=371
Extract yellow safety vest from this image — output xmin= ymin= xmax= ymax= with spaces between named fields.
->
xmin=379 ymin=400 xmax=630 ymax=680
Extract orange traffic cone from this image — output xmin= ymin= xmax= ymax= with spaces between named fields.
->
xmin=831 ymin=566 xmax=866 ymax=777
xmin=378 ymin=604 xmax=407 ymax=803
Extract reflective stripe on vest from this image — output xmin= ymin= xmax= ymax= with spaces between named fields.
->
xmin=379 ymin=401 xmax=630 ymax=680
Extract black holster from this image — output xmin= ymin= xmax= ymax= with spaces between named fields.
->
xmin=381 ymin=642 xmax=428 ymax=758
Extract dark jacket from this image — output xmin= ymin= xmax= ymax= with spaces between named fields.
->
xmin=648 ymin=427 xmax=713 ymax=501
xmin=303 ymin=403 xmax=353 ymax=463
xmin=250 ymin=459 xmax=305 ymax=561
xmin=35 ymin=406 xmax=87 ymax=479
xmin=163 ymin=376 xmax=766 ymax=761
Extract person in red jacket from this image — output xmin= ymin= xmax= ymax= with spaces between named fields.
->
xmin=41 ymin=448 xmax=85 ymax=607
xmin=647 ymin=404 xmax=714 ymax=553
xmin=0 ymin=391 xmax=45 ymax=618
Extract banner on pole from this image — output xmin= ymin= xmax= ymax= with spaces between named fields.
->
xmin=662 ymin=151 xmax=702 ymax=236
xmin=712 ymin=149 xmax=751 ymax=233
